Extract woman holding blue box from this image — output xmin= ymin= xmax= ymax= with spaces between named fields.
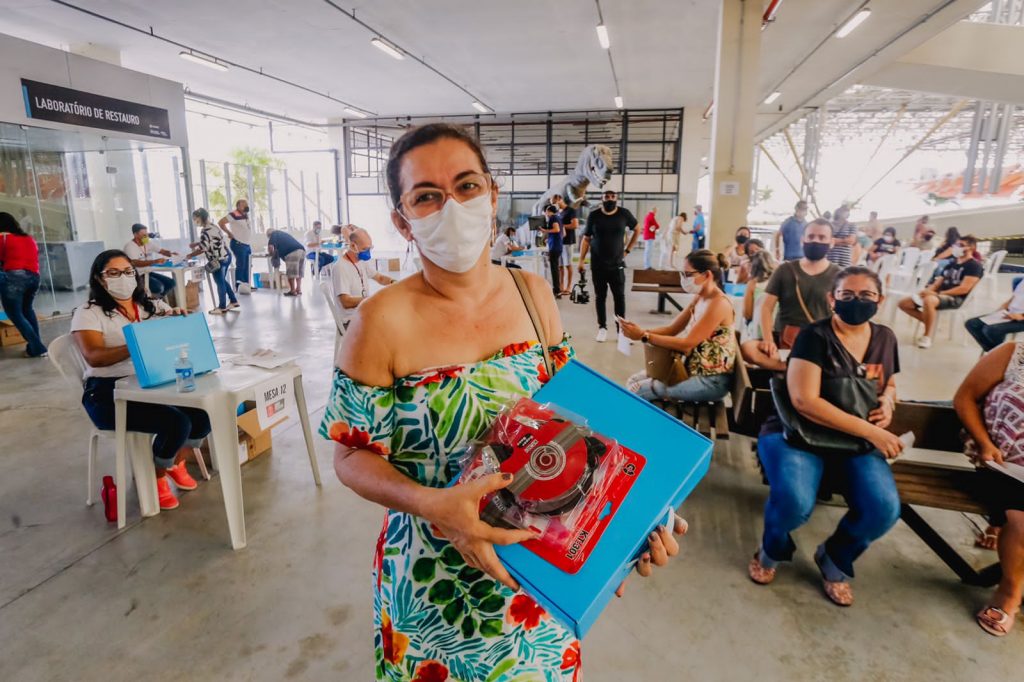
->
xmin=320 ymin=124 xmax=686 ymax=681
xmin=72 ymin=250 xmax=211 ymax=511
xmin=749 ymin=266 xmax=904 ymax=606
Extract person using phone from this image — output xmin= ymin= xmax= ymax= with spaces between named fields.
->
xmin=954 ymin=340 xmax=1024 ymax=637
xmin=750 ymin=266 xmax=902 ymax=607
xmin=620 ymin=250 xmax=735 ymax=403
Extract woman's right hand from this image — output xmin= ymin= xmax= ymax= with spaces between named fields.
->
xmin=867 ymin=426 xmax=904 ymax=460
xmin=421 ymin=473 xmax=536 ymax=591
xmin=976 ymin=441 xmax=1005 ymax=465
xmin=758 ymin=337 xmax=778 ymax=357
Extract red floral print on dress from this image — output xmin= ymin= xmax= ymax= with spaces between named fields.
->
xmin=561 ymin=640 xmax=582 ymax=682
xmin=328 ymin=422 xmax=390 ymax=456
xmin=506 ymin=593 xmax=547 ymax=630
xmin=536 ymin=345 xmax=571 ymax=384
xmin=414 ymin=366 xmax=463 ymax=387
xmin=380 ymin=610 xmax=409 ymax=665
xmin=502 ymin=340 xmax=536 ymax=357
xmin=411 ymin=659 xmax=448 ymax=682
xmin=374 ymin=518 xmax=387 ymax=590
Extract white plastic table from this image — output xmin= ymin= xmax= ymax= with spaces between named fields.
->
xmin=113 ymin=362 xmax=322 ymax=549
xmin=508 ymin=248 xmax=546 ymax=276
xmin=147 ymin=264 xmax=203 ymax=309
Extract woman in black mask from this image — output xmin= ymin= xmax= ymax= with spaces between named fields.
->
xmin=749 ymin=265 xmax=903 ymax=607
xmin=724 ymin=226 xmax=752 ymax=279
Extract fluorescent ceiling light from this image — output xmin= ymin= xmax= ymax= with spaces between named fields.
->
xmin=763 ymin=91 xmax=781 ymax=104
xmin=344 ymin=107 xmax=368 ymax=119
xmin=835 ymin=9 xmax=871 ymax=38
xmin=614 ymin=95 xmax=623 ymax=109
xmin=179 ymin=51 xmax=228 ymax=72
xmin=370 ymin=37 xmax=404 ymax=60
xmin=596 ymin=24 xmax=610 ymax=49
xmin=471 ymin=101 xmax=491 ymax=113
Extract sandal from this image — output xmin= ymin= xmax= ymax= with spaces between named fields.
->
xmin=747 ymin=550 xmax=776 ymax=585
xmin=977 ymin=606 xmax=1016 ymax=637
xmin=975 ymin=526 xmax=1001 ymax=551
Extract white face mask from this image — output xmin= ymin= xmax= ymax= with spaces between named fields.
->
xmin=951 ymin=245 xmax=965 ymax=258
xmin=680 ymin=273 xmax=703 ymax=294
xmin=104 ymin=274 xmax=137 ymax=300
xmin=405 ymin=194 xmax=493 ymax=274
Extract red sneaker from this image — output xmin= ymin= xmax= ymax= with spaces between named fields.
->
xmin=166 ymin=461 xmax=197 ymax=491
xmin=156 ymin=476 xmax=180 ymax=510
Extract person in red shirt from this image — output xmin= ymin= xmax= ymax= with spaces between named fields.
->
xmin=0 ymin=212 xmax=47 ymax=357
xmin=643 ymin=206 xmax=660 ymax=269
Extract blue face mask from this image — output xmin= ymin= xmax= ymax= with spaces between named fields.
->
xmin=357 ymin=248 xmax=372 ymax=261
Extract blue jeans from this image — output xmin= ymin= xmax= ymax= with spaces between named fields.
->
xmin=643 ymin=239 xmax=656 ymax=269
xmin=757 ymin=431 xmax=901 ymax=580
xmin=631 ymin=372 xmax=731 ymax=402
xmin=229 ymin=240 xmax=251 ymax=287
xmin=146 ymin=271 xmax=174 ymax=298
xmin=82 ymin=377 xmax=211 ymax=469
xmin=965 ymin=315 xmax=1024 ymax=352
xmin=1 ymin=270 xmax=47 ymax=356
xmin=211 ymin=258 xmax=237 ymax=309
xmin=306 ymin=251 xmax=335 ymax=274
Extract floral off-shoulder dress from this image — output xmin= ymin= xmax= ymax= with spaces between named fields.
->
xmin=320 ymin=339 xmax=580 ymax=682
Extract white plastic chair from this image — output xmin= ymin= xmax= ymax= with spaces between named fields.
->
xmin=984 ymin=250 xmax=1008 ymax=294
xmin=889 ymin=247 xmax=921 ymax=290
xmin=48 ymin=334 xmax=208 ymax=512
xmin=319 ymin=279 xmax=348 ymax=357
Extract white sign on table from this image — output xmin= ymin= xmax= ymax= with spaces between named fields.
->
xmin=254 ymin=377 xmax=292 ymax=431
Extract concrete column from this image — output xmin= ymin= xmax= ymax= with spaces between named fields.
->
xmin=707 ymin=0 xmax=762 ymax=254
xmin=677 ymin=106 xmax=708 ymax=229
xmin=327 ymin=118 xmax=349 ymax=224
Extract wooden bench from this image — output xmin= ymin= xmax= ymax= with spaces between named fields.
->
xmin=730 ymin=371 xmax=1000 ymax=587
xmin=631 ymin=269 xmax=685 ymax=315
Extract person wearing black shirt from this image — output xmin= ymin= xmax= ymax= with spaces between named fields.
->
xmin=897 ymin=234 xmax=984 ymax=348
xmin=577 ymin=190 xmax=639 ymax=342
xmin=750 ymin=266 xmax=903 ymax=607
xmin=555 ymin=194 xmax=578 ymax=294
xmin=866 ymin=226 xmax=900 ymax=264
xmin=543 ymin=204 xmax=563 ymax=297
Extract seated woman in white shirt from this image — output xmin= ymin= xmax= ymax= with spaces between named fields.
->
xmin=331 ymin=227 xmax=395 ymax=325
xmin=72 ymin=250 xmax=211 ymax=511
xmin=490 ymin=226 xmax=522 ymax=269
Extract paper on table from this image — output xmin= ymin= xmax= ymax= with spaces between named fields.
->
xmin=230 ymin=349 xmax=296 ymax=369
xmin=616 ymin=331 xmax=632 ymax=357
xmin=986 ymin=460 xmax=1024 ymax=485
xmin=978 ymin=310 xmax=1011 ymax=326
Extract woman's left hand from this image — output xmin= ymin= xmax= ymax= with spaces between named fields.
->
xmin=869 ymin=395 xmax=894 ymax=429
xmin=615 ymin=515 xmax=688 ymax=597
xmin=619 ymin=320 xmax=644 ymax=341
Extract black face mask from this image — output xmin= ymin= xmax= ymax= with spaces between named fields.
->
xmin=243 ymin=206 xmax=250 ymax=215
xmin=803 ymin=242 xmax=830 ymax=261
xmin=602 ymin=200 xmax=616 ymax=211
xmin=834 ymin=299 xmax=878 ymax=326
xmin=736 ymin=235 xmax=749 ymax=245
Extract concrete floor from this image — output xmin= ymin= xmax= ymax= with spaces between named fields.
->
xmin=1 ymin=260 xmax=1022 ymax=681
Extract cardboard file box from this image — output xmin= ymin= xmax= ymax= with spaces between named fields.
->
xmin=167 ymin=281 xmax=200 ymax=311
xmin=123 ymin=313 xmax=219 ymax=388
xmin=236 ymin=400 xmax=286 ymax=464
xmin=0 ymin=316 xmax=25 ymax=347
xmin=496 ymin=360 xmax=713 ymax=639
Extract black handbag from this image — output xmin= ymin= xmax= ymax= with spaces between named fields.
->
xmin=770 ymin=375 xmax=879 ymax=455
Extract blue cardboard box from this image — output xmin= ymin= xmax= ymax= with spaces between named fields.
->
xmin=494 ymin=360 xmax=713 ymax=638
xmin=123 ymin=313 xmax=219 ymax=387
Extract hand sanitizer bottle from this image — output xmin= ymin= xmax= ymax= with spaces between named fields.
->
xmin=175 ymin=348 xmax=196 ymax=392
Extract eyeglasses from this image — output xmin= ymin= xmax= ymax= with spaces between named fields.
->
xmin=400 ymin=173 xmax=492 ymax=219
xmin=682 ymin=270 xmax=699 ymax=277
xmin=103 ymin=268 xmax=136 ymax=278
xmin=835 ymin=290 xmax=880 ymax=302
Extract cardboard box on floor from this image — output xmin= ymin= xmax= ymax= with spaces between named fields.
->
xmin=236 ymin=399 xmax=287 ymax=464
xmin=0 ymin=319 xmax=25 ymax=347
xmin=167 ymin=281 xmax=200 ymax=312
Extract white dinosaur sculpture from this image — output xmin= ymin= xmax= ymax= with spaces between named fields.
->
xmin=531 ymin=144 xmax=614 ymax=215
